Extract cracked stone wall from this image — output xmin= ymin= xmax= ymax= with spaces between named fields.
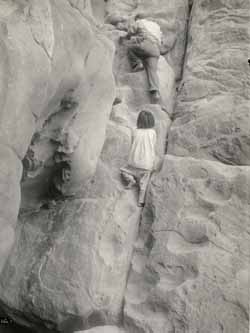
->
xmin=0 ymin=0 xmax=117 ymax=331
xmin=0 ymin=0 xmax=249 ymax=333
xmin=124 ymin=0 xmax=250 ymax=332
xmin=0 ymin=0 xmax=186 ymax=331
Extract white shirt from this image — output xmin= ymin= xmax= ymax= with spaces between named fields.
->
xmin=128 ymin=128 xmax=156 ymax=170
xmin=136 ymin=19 xmax=162 ymax=44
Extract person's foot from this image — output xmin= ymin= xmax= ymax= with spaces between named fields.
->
xmin=137 ymin=202 xmax=145 ymax=207
xmin=131 ymin=63 xmax=144 ymax=72
xmin=150 ymin=90 xmax=161 ymax=104
xmin=151 ymin=90 xmax=160 ymax=100
xmin=160 ymin=44 xmax=170 ymax=56
xmin=113 ymin=96 xmax=122 ymax=105
xmin=125 ymin=179 xmax=136 ymax=189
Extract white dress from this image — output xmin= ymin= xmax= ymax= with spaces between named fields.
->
xmin=128 ymin=128 xmax=156 ymax=171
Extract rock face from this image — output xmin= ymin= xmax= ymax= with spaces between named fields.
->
xmin=123 ymin=1 xmax=250 ymax=333
xmin=168 ymin=0 xmax=250 ymax=164
xmin=0 ymin=0 xmax=118 ymax=331
xmin=0 ymin=0 xmax=175 ymax=331
xmin=0 ymin=0 xmax=249 ymax=333
xmin=124 ymin=156 xmax=249 ymax=333
xmin=0 ymin=0 xmax=115 ymax=273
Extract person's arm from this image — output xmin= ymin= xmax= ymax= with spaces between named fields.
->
xmin=153 ymin=130 xmax=157 ymax=149
xmin=105 ymin=12 xmax=130 ymax=26
xmin=127 ymin=19 xmax=139 ymax=38
xmin=116 ymin=21 xmax=129 ymax=31
xmin=130 ymin=127 xmax=135 ymax=144
xmin=152 ymin=130 xmax=163 ymax=171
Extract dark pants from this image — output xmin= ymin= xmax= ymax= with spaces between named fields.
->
xmin=125 ymin=37 xmax=160 ymax=92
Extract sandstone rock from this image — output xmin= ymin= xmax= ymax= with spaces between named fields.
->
xmin=0 ymin=100 xmax=171 ymax=332
xmin=123 ymin=2 xmax=250 ymax=332
xmin=168 ymin=0 xmax=250 ymax=164
xmin=0 ymin=145 xmax=22 ymax=273
xmin=115 ymin=56 xmax=176 ymax=116
xmin=0 ymin=0 xmax=115 ymax=330
xmin=0 ymin=122 xmax=141 ymax=332
xmin=0 ymin=0 xmax=176 ymax=331
xmin=91 ymin=0 xmax=106 ymax=24
xmin=124 ymin=155 xmax=250 ymax=333
xmin=2 ymin=1 xmax=247 ymax=333
xmin=76 ymin=325 xmax=126 ymax=333
xmin=68 ymin=0 xmax=93 ymax=16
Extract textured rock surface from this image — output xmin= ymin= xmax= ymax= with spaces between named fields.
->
xmin=168 ymin=0 xmax=250 ymax=164
xmin=0 ymin=0 xmax=115 ymax=274
xmin=0 ymin=0 xmax=249 ymax=333
xmin=124 ymin=156 xmax=250 ymax=333
xmin=0 ymin=63 xmax=171 ymax=333
xmin=0 ymin=0 xmax=115 ymax=331
xmin=0 ymin=0 xmax=173 ymax=331
xmin=77 ymin=326 xmax=125 ymax=333
xmin=123 ymin=1 xmax=250 ymax=332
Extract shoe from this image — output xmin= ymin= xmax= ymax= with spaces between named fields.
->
xmin=150 ymin=91 xmax=161 ymax=104
xmin=150 ymin=90 xmax=161 ymax=100
xmin=160 ymin=45 xmax=169 ymax=56
xmin=125 ymin=180 xmax=136 ymax=189
xmin=137 ymin=202 xmax=145 ymax=207
xmin=131 ymin=64 xmax=144 ymax=72
xmin=113 ymin=97 xmax=122 ymax=105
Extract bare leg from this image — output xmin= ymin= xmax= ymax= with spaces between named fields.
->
xmin=138 ymin=171 xmax=151 ymax=206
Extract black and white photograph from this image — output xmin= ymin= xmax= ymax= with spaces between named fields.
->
xmin=0 ymin=0 xmax=249 ymax=332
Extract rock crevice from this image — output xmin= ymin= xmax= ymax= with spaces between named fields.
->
xmin=0 ymin=1 xmax=249 ymax=333
xmin=123 ymin=1 xmax=250 ymax=332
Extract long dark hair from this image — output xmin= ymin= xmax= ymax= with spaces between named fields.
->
xmin=137 ymin=110 xmax=155 ymax=129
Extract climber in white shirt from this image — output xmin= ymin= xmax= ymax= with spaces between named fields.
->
xmin=119 ymin=14 xmax=164 ymax=102
xmin=120 ymin=110 xmax=157 ymax=207
xmin=128 ymin=18 xmax=162 ymax=47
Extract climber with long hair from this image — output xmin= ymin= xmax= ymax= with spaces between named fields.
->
xmin=120 ymin=110 xmax=157 ymax=207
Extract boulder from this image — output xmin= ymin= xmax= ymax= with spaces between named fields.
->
xmin=123 ymin=3 xmax=250 ymax=332
xmin=0 ymin=0 xmax=115 ymax=269
xmin=168 ymin=0 xmax=250 ymax=165
xmin=3 ymin=1 xmax=248 ymax=333
xmin=0 ymin=106 xmax=170 ymax=332
xmin=0 ymin=0 xmax=188 ymax=331
xmin=0 ymin=0 xmax=115 ymax=330
xmin=124 ymin=155 xmax=250 ymax=333
xmin=0 ymin=0 xmax=176 ymax=331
